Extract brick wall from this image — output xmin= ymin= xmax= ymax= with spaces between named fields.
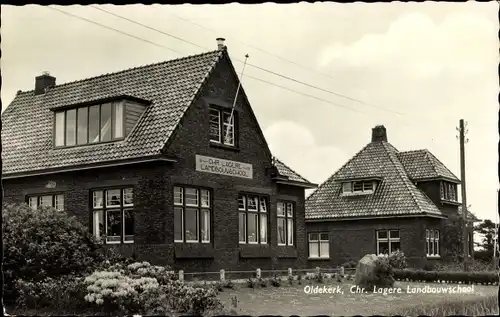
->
xmin=305 ymin=217 xmax=443 ymax=268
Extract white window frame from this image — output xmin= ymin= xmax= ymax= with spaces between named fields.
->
xmin=342 ymin=180 xmax=376 ymax=196
xmin=426 ymin=229 xmax=440 ymax=257
xmin=173 ymin=186 xmax=211 ymax=244
xmin=308 ymin=233 xmax=329 ymax=259
xmin=27 ymin=193 xmax=65 ymax=211
xmin=277 ymin=201 xmax=294 ymax=246
xmin=376 ymin=230 xmax=400 ymax=255
xmin=238 ymin=194 xmax=268 ymax=245
xmin=91 ymin=188 xmax=134 ymax=244
xmin=208 ymin=106 xmax=236 ymax=147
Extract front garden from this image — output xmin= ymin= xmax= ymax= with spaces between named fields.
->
xmin=3 ymin=203 xmax=499 ymax=316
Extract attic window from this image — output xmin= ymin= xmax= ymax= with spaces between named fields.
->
xmin=342 ymin=180 xmax=377 ymax=196
xmin=440 ymin=181 xmax=458 ymax=202
xmin=54 ymin=101 xmax=125 ymax=147
xmin=209 ymin=106 xmax=236 ymax=147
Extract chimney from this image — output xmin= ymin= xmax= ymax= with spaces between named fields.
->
xmin=371 ymin=125 xmax=388 ymax=142
xmin=35 ymin=71 xmax=56 ymax=95
xmin=216 ymin=37 xmax=226 ymax=50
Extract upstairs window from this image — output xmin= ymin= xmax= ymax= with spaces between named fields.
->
xmin=27 ymin=193 xmax=64 ymax=211
xmin=342 ymin=180 xmax=377 ymax=195
xmin=54 ymin=101 xmax=124 ymax=147
xmin=440 ymin=181 xmax=458 ymax=202
xmin=209 ymin=106 xmax=236 ymax=146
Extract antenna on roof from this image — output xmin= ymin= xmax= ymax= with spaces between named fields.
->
xmin=224 ymin=54 xmax=249 ymax=144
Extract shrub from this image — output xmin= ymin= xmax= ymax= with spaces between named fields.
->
xmin=297 ymin=274 xmax=303 ymax=285
xmin=288 ymin=274 xmax=294 ymax=285
xmin=336 ymin=273 xmax=343 ymax=283
xmin=271 ymin=275 xmax=281 ymax=287
xmin=259 ymin=277 xmax=268 ymax=287
xmin=16 ymin=275 xmax=89 ymax=311
xmin=358 ymin=256 xmax=395 ymax=290
xmin=388 ymin=250 xmax=407 ymax=269
xmin=393 ymin=269 xmax=498 ymax=285
xmin=246 ymin=278 xmax=257 ymax=288
xmin=342 ymin=260 xmax=358 ymax=269
xmin=2 ymin=204 xmax=104 ymax=302
xmin=315 ymin=272 xmax=325 ymax=283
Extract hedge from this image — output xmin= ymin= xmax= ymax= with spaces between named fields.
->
xmin=393 ymin=269 xmax=498 ymax=285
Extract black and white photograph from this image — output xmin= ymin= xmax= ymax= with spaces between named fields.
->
xmin=1 ymin=2 xmax=499 ymax=316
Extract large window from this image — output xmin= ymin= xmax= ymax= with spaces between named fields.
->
xmin=440 ymin=181 xmax=458 ymax=202
xmin=277 ymin=201 xmax=294 ymax=246
xmin=238 ymin=194 xmax=268 ymax=244
xmin=209 ymin=106 xmax=236 ymax=146
xmin=426 ymin=229 xmax=440 ymax=257
xmin=308 ymin=233 xmax=329 ymax=258
xmin=54 ymin=101 xmax=124 ymax=147
xmin=92 ymin=188 xmax=134 ymax=244
xmin=174 ymin=186 xmax=211 ymax=243
xmin=27 ymin=193 xmax=64 ymax=211
xmin=376 ymin=230 xmax=400 ymax=255
xmin=342 ymin=180 xmax=377 ymax=195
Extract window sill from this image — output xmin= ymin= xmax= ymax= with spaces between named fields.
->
xmin=441 ymin=199 xmax=461 ymax=206
xmin=426 ymin=255 xmax=441 ymax=259
xmin=209 ymin=141 xmax=240 ymax=152
xmin=308 ymin=257 xmax=330 ymax=261
xmin=342 ymin=191 xmax=373 ymax=197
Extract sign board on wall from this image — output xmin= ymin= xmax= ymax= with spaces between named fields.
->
xmin=195 ymin=155 xmax=253 ymax=179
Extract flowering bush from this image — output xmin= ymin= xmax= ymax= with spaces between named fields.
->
xmin=2 ymin=203 xmax=104 ymax=302
xmin=388 ymin=250 xmax=408 ymax=269
xmin=83 ymin=262 xmax=223 ymax=315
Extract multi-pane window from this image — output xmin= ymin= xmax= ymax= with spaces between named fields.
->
xmin=174 ymin=186 xmax=211 ymax=243
xmin=342 ymin=180 xmax=376 ymax=195
xmin=308 ymin=233 xmax=329 ymax=258
xmin=426 ymin=229 xmax=440 ymax=256
xmin=209 ymin=107 xmax=235 ymax=146
xmin=54 ymin=101 xmax=124 ymax=147
xmin=277 ymin=201 xmax=294 ymax=246
xmin=377 ymin=230 xmax=400 ymax=255
xmin=92 ymin=188 xmax=134 ymax=244
xmin=440 ymin=181 xmax=458 ymax=202
xmin=238 ymin=194 xmax=268 ymax=244
xmin=27 ymin=194 xmax=64 ymax=211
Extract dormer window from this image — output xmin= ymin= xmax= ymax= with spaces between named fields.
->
xmin=209 ymin=106 xmax=236 ymax=147
xmin=342 ymin=180 xmax=377 ymax=196
xmin=54 ymin=101 xmax=125 ymax=147
xmin=440 ymin=181 xmax=458 ymax=202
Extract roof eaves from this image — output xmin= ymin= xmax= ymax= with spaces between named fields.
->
xmin=305 ymin=212 xmax=447 ymax=222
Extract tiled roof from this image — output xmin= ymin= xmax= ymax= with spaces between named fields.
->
xmin=2 ymin=50 xmax=223 ymax=176
xmin=2 ymin=48 xmax=311 ymax=188
xmin=458 ymin=206 xmax=481 ymax=222
xmin=397 ymin=149 xmax=460 ymax=182
xmin=305 ymin=141 xmax=444 ymax=220
xmin=273 ymin=158 xmax=314 ymax=185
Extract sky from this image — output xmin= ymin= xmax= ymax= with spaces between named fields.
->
xmin=2 ymin=3 xmax=498 ymax=226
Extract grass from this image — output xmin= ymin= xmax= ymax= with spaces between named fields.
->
xmin=217 ymin=279 xmax=498 ymax=316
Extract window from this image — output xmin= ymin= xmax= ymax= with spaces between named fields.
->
xmin=376 ymin=230 xmax=400 ymax=255
xmin=238 ymin=194 xmax=268 ymax=244
xmin=440 ymin=181 xmax=458 ymax=202
xmin=208 ymin=106 xmax=236 ymax=146
xmin=27 ymin=194 xmax=64 ymax=211
xmin=92 ymin=188 xmax=134 ymax=244
xmin=308 ymin=233 xmax=329 ymax=258
xmin=174 ymin=186 xmax=211 ymax=243
xmin=342 ymin=180 xmax=376 ymax=195
xmin=277 ymin=201 xmax=294 ymax=246
xmin=54 ymin=101 xmax=125 ymax=147
xmin=426 ymin=229 xmax=440 ymax=257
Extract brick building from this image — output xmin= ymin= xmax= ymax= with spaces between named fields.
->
xmin=305 ymin=125 xmax=478 ymax=268
xmin=1 ymin=39 xmax=316 ymax=272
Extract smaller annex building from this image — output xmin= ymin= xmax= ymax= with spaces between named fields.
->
xmin=305 ymin=125 xmax=478 ymax=268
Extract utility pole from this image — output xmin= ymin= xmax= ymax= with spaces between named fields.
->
xmin=458 ymin=119 xmax=469 ymax=271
